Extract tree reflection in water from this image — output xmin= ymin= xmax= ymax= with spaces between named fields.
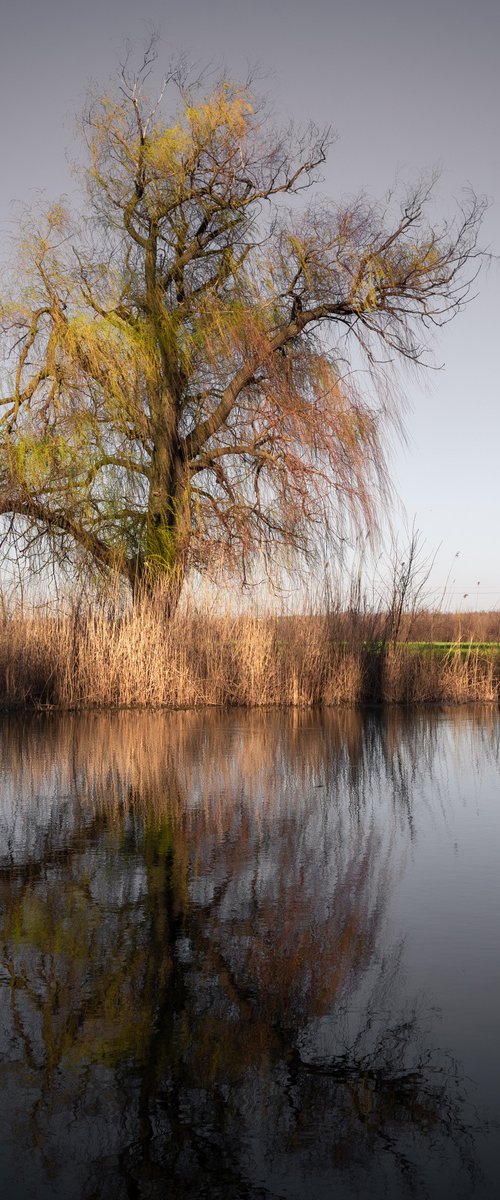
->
xmin=0 ymin=709 xmax=494 ymax=1198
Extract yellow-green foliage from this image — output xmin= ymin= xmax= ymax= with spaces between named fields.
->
xmin=7 ymin=432 xmax=78 ymax=489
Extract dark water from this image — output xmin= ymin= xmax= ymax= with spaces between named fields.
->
xmin=0 ymin=708 xmax=499 ymax=1199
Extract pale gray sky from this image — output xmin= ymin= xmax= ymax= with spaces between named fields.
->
xmin=1 ymin=0 xmax=498 ymax=605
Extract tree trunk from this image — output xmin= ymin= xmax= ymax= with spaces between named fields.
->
xmin=131 ymin=559 xmax=186 ymax=619
xmin=133 ymin=447 xmax=191 ymax=618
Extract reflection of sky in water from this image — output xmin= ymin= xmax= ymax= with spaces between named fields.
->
xmin=0 ymin=788 xmax=84 ymax=864
xmin=0 ymin=708 xmax=499 ymax=1199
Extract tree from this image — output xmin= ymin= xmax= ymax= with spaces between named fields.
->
xmin=0 ymin=43 xmax=485 ymax=611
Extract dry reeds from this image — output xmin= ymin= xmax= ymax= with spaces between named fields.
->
xmin=0 ymin=586 xmax=498 ymax=709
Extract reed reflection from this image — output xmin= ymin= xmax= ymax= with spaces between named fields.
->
xmin=0 ymin=709 xmax=492 ymax=1198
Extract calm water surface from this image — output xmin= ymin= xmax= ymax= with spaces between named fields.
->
xmin=0 ymin=708 xmax=499 ymax=1199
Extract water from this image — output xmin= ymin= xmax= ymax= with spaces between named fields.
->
xmin=0 ymin=707 xmax=499 ymax=1199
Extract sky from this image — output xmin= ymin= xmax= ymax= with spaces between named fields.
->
xmin=1 ymin=0 xmax=498 ymax=607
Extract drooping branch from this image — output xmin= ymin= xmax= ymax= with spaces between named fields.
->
xmin=0 ymin=492 xmax=131 ymax=578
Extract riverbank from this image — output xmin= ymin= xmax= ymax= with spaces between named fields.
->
xmin=1 ymin=603 xmax=499 ymax=709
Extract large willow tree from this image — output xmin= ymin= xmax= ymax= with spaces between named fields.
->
xmin=0 ymin=46 xmax=485 ymax=609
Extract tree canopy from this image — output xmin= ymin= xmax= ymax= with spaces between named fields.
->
xmin=0 ymin=45 xmax=485 ymax=608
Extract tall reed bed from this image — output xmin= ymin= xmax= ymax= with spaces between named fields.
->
xmin=0 ymin=590 xmax=498 ymax=709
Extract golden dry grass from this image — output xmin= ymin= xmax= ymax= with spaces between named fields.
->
xmin=0 ymin=589 xmax=498 ymax=709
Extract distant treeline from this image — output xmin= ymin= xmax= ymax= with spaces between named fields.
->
xmin=396 ymin=610 xmax=500 ymax=644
